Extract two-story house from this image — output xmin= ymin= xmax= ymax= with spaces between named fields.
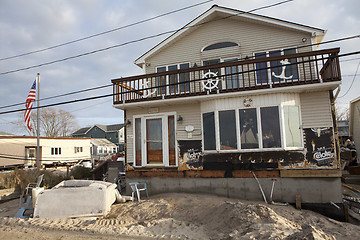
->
xmin=72 ymin=124 xmax=125 ymax=151
xmin=111 ymin=5 xmax=342 ymax=216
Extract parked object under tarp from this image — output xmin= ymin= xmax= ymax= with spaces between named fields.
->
xmin=33 ymin=180 xmax=126 ymax=218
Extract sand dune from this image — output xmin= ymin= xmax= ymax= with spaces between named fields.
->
xmin=1 ymin=193 xmax=360 ymax=239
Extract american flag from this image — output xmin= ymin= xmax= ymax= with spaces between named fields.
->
xmin=24 ymin=80 xmax=36 ymax=131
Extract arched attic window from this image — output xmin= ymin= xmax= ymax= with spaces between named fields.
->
xmin=202 ymin=41 xmax=239 ymax=51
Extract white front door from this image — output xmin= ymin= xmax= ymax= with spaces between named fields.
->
xmin=134 ymin=113 xmax=176 ymax=167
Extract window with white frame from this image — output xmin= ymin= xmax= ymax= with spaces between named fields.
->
xmin=254 ymin=48 xmax=298 ymax=85
xmin=202 ymin=105 xmax=302 ymax=151
xmin=156 ymin=63 xmax=190 ymax=95
xmin=51 ymin=147 xmax=61 ymax=155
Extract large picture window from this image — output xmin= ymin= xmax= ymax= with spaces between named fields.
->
xmin=239 ymin=108 xmax=259 ymax=149
xmin=202 ymin=112 xmax=216 ymax=150
xmin=260 ymin=106 xmax=282 ymax=148
xmin=283 ymin=106 xmax=302 ymax=147
xmin=203 ymin=104 xmax=302 ymax=152
xmin=219 ymin=110 xmax=237 ymax=150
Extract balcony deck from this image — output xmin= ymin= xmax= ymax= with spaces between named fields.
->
xmin=112 ymin=48 xmax=341 ymax=106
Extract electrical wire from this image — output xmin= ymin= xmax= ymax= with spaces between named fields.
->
xmin=0 ymin=0 xmax=295 ymax=76
xmin=0 ymin=50 xmax=359 ymax=116
xmin=337 ymin=60 xmax=360 ymax=98
xmin=0 ymin=34 xmax=358 ymax=112
xmin=0 ymin=0 xmax=214 ymax=61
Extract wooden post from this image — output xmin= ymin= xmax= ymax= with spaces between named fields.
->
xmin=296 ymin=194 xmax=301 ymax=210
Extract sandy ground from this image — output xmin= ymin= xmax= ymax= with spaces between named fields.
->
xmin=1 ymin=193 xmax=360 ymax=240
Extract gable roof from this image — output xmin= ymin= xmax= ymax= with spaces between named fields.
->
xmin=72 ymin=127 xmax=91 ymax=136
xmin=135 ymin=5 xmax=325 ymax=67
xmin=72 ymin=124 xmax=125 ymax=136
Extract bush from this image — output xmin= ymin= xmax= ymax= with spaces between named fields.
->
xmin=70 ymin=166 xmax=91 ymax=180
xmin=0 ymin=168 xmax=67 ymax=191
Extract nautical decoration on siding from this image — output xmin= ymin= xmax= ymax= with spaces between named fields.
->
xmin=272 ymin=59 xmax=293 ymax=80
xmin=142 ymin=80 xmax=156 ymax=98
xmin=243 ymin=98 xmax=253 ymax=107
xmin=202 ymin=71 xmax=219 ymax=91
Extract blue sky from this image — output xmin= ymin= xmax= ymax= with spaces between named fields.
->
xmin=0 ymin=0 xmax=359 ymax=135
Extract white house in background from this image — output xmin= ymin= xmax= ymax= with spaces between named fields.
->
xmin=350 ymin=97 xmax=360 ymax=163
xmin=0 ymin=136 xmax=91 ymax=168
xmin=90 ymin=138 xmax=118 ymax=162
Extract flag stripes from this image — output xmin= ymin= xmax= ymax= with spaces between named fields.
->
xmin=24 ymin=80 xmax=36 ymax=131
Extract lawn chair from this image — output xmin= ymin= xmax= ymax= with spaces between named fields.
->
xmin=129 ymin=182 xmax=148 ymax=202
xmin=24 ymin=174 xmax=44 ymax=196
xmin=15 ymin=174 xmax=44 ymax=219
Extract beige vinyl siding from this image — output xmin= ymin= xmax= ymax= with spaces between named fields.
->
xmin=125 ymin=103 xmax=201 ymax=164
xmin=300 ymin=91 xmax=333 ymax=128
xmin=201 ymin=93 xmax=300 ymax=112
xmin=351 ymin=101 xmax=360 ymax=163
xmin=145 ymin=17 xmax=313 ymax=74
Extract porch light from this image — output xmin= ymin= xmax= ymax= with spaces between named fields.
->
xmin=126 ymin=119 xmax=131 ymax=125
xmin=177 ymin=115 xmax=183 ymax=122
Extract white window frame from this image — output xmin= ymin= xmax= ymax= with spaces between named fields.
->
xmin=133 ymin=112 xmax=178 ymax=168
xmin=201 ymin=104 xmax=303 ymax=153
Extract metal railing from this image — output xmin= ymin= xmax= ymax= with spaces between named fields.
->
xmin=112 ymin=48 xmax=341 ymax=104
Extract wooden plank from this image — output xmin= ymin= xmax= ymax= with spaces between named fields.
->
xmin=280 ymin=169 xmax=342 ymax=178
xmin=296 ymin=194 xmax=301 ymax=210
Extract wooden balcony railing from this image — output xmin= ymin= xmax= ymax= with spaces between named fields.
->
xmin=112 ymin=48 xmax=341 ymax=105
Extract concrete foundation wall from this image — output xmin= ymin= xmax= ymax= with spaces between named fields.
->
xmin=126 ymin=177 xmax=342 ymax=203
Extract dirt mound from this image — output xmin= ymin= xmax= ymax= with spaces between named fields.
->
xmin=1 ymin=193 xmax=360 ymax=239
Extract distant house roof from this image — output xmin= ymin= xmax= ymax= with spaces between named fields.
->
xmin=72 ymin=124 xmax=124 ymax=136
xmin=72 ymin=127 xmax=91 ymax=136
xmin=106 ymin=124 xmax=124 ymax=132
xmin=91 ymin=138 xmax=117 ymax=147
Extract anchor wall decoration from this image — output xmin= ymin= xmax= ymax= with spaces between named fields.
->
xmin=272 ymin=59 xmax=293 ymax=81
xmin=142 ymin=80 xmax=156 ymax=98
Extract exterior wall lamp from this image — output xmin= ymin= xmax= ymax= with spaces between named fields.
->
xmin=126 ymin=119 xmax=131 ymax=125
xmin=177 ymin=115 xmax=183 ymax=122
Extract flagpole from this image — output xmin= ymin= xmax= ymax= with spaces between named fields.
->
xmin=36 ymin=73 xmax=40 ymax=169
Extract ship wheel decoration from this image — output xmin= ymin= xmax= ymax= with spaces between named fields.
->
xmin=202 ymin=71 xmax=219 ymax=91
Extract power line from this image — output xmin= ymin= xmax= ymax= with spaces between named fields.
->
xmin=0 ymin=83 xmax=112 ymax=110
xmin=0 ymin=33 xmax=358 ymax=111
xmin=338 ymin=60 xmax=360 ymax=98
xmin=0 ymin=50 xmax=359 ymax=116
xmin=0 ymin=0 xmax=214 ymax=61
xmin=0 ymin=0 xmax=295 ymax=76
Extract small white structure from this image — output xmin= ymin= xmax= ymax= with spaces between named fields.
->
xmin=33 ymin=180 xmax=118 ymax=218
xmin=0 ymin=136 xmax=91 ymax=168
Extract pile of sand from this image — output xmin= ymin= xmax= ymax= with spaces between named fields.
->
xmin=1 ymin=193 xmax=360 ymax=239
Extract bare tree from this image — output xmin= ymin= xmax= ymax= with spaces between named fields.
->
xmin=16 ymin=107 xmax=79 ymax=137
xmin=335 ymin=104 xmax=349 ymax=121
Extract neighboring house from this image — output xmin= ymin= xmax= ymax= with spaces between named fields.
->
xmin=0 ymin=136 xmax=91 ymax=169
xmin=72 ymin=124 xmax=125 ymax=151
xmin=90 ymin=138 xmax=118 ymax=162
xmin=350 ymin=97 xmax=360 ymax=163
xmin=337 ymin=120 xmax=350 ymax=146
xmin=111 ymin=5 xmax=343 ymax=215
